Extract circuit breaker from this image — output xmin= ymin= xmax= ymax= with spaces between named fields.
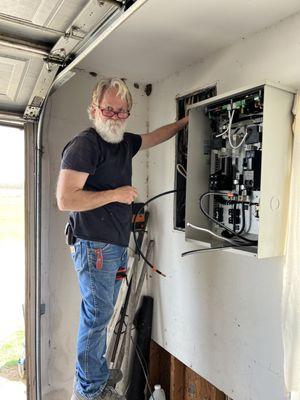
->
xmin=185 ymin=82 xmax=294 ymax=258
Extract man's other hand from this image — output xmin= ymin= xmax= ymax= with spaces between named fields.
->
xmin=114 ymin=186 xmax=138 ymax=204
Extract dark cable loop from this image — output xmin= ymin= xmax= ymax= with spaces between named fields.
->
xmin=199 ymin=192 xmax=258 ymax=245
xmin=133 ymin=189 xmax=257 ymax=268
xmin=238 ymin=201 xmax=246 ymax=234
xmin=132 ymin=189 xmax=178 ymax=277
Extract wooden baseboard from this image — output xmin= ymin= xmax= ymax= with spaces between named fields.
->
xmin=148 ymin=340 xmax=226 ymax=400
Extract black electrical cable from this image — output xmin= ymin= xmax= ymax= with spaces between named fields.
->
xmin=199 ymin=192 xmax=258 ymax=245
xmin=132 ymin=189 xmax=178 ymax=277
xmin=133 ymin=189 xmax=256 ymax=271
xmin=181 ymin=242 xmax=252 ymax=257
xmin=233 ymin=203 xmax=237 ymax=233
xmin=221 ymin=201 xmax=245 ymax=237
xmin=237 ymin=202 xmax=246 ymax=235
xmin=232 ymin=202 xmax=245 ymax=235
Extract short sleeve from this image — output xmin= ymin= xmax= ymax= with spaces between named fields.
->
xmin=61 ymin=133 xmax=99 ymax=175
xmin=125 ymin=133 xmax=142 ymax=157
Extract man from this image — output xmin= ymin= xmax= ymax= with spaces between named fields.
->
xmin=56 ymin=77 xmax=188 ymax=400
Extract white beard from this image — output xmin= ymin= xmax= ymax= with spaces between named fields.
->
xmin=93 ymin=115 xmax=126 ymax=143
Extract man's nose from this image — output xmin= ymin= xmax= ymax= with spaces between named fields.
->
xmin=111 ymin=113 xmax=119 ymax=120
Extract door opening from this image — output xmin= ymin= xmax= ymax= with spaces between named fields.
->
xmin=0 ymin=124 xmax=27 ymax=399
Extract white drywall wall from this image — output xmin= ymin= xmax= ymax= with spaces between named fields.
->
xmin=40 ymin=71 xmax=148 ymax=400
xmin=147 ymin=12 xmax=300 ymax=400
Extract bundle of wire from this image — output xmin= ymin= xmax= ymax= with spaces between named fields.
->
xmin=132 ymin=189 xmax=178 ymax=277
xmin=198 ymin=191 xmax=258 ymax=245
xmin=180 ymin=191 xmax=258 ymax=257
xmin=132 ymin=189 xmax=258 ymax=271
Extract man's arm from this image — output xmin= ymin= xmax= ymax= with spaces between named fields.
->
xmin=140 ymin=116 xmax=189 ymax=150
xmin=56 ymin=169 xmax=138 ymax=212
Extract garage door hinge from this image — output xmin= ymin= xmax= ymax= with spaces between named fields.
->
xmin=65 ymin=26 xmax=85 ymax=40
xmin=44 ymin=49 xmax=67 ymax=71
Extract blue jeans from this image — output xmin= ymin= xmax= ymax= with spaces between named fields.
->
xmin=70 ymin=239 xmax=128 ymax=399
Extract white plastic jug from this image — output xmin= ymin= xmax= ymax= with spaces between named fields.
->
xmin=149 ymin=384 xmax=166 ymax=400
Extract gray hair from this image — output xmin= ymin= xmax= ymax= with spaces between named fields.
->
xmin=87 ymin=78 xmax=132 ymax=121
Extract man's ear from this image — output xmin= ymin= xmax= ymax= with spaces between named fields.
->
xmin=91 ymin=106 xmax=96 ymax=120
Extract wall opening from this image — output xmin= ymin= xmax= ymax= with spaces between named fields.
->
xmin=174 ymin=85 xmax=217 ymax=230
xmin=0 ymin=125 xmax=26 ymax=399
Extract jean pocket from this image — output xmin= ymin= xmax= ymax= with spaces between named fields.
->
xmin=70 ymin=242 xmax=83 ymax=273
xmin=87 ymin=243 xmax=124 ymax=272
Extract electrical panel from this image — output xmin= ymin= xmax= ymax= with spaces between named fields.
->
xmin=185 ymin=82 xmax=294 ymax=258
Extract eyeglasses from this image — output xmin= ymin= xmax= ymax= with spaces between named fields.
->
xmin=96 ymin=106 xmax=130 ymax=120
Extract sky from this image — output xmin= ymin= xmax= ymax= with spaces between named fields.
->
xmin=0 ymin=125 xmax=24 ymax=185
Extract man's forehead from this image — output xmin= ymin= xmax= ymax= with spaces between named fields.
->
xmin=100 ymin=87 xmax=127 ymax=105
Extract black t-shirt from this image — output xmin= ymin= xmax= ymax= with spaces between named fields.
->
xmin=60 ymin=127 xmax=142 ymax=246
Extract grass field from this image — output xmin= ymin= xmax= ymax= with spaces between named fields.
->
xmin=0 ymin=330 xmax=24 ymax=369
xmin=0 ymin=187 xmax=24 ymax=241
